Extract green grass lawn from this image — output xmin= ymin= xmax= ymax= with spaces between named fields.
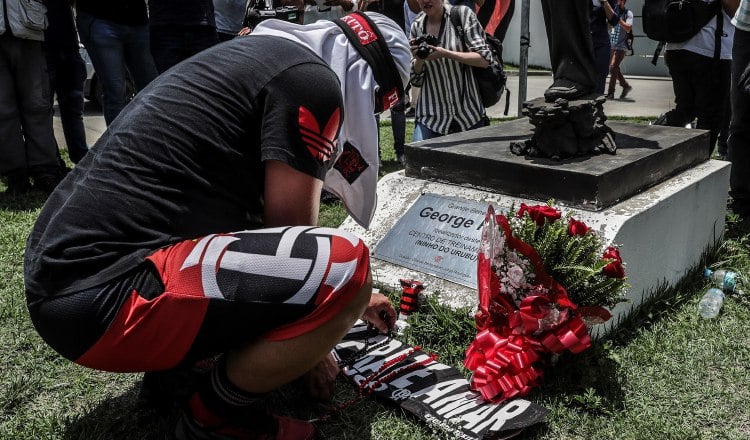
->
xmin=1 ymin=121 xmax=749 ymax=439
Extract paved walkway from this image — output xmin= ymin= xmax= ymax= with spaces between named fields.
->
xmin=57 ymin=75 xmax=677 ymax=152
xmin=486 ymin=73 xmax=676 ymax=119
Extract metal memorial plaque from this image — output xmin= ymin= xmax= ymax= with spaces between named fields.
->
xmin=373 ymin=193 xmax=490 ymax=288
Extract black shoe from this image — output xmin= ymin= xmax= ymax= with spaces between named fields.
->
xmin=651 ymin=113 xmax=669 ymax=126
xmin=619 ymin=86 xmax=633 ymax=99
xmin=544 ymin=79 xmax=592 ymax=102
xmin=4 ymin=174 xmax=32 ymax=196
xmin=32 ymin=174 xmax=63 ymax=195
xmin=175 ymin=397 xmax=316 ymax=440
xmin=730 ymin=199 xmax=750 ymax=219
xmin=31 ymin=166 xmax=71 ymax=195
xmin=139 ymin=360 xmax=214 ymax=412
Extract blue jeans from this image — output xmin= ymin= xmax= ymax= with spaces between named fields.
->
xmin=76 ymin=11 xmax=158 ymax=125
xmin=47 ymin=50 xmax=89 ymax=164
xmin=413 ymin=117 xmax=489 ymax=142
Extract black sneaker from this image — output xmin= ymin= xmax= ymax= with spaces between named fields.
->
xmin=651 ymin=113 xmax=669 ymax=126
xmin=174 ymin=394 xmax=316 ymax=440
xmin=544 ymin=79 xmax=592 ymax=102
xmin=619 ymin=85 xmax=633 ymax=99
xmin=139 ymin=359 xmax=215 ymax=412
xmin=32 ymin=173 xmax=64 ymax=195
xmin=4 ymin=174 xmax=32 ymax=196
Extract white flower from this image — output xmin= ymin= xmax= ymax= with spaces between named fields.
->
xmin=507 ymin=250 xmax=521 ymax=264
xmin=507 ymin=264 xmax=526 ymax=288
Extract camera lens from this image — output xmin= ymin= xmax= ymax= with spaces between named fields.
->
xmin=416 ymin=43 xmax=431 ymax=59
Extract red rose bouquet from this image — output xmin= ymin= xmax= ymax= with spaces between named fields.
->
xmin=464 ymin=203 xmax=628 ymax=402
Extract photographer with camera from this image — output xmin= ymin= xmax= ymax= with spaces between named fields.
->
xmin=409 ymin=0 xmax=492 ymax=141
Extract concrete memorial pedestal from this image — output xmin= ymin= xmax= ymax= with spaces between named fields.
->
xmin=340 ymin=119 xmax=730 ymax=331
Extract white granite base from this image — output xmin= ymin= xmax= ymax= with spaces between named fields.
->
xmin=340 ymin=160 xmax=731 ymax=331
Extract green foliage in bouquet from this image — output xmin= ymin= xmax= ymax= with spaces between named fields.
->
xmin=508 ymin=203 xmax=628 ymax=309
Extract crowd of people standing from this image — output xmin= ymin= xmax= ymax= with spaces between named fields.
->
xmin=1 ymin=0 xmax=510 ymax=198
xmin=8 ymin=1 xmax=750 ymax=439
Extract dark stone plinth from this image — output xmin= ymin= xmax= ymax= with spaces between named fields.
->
xmin=404 ymin=118 xmax=710 ymax=211
xmin=510 ymin=96 xmax=617 ymax=159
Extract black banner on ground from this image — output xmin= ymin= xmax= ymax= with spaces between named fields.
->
xmin=333 ymin=322 xmax=548 ymax=439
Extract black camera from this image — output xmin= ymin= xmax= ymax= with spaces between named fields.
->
xmin=244 ymin=0 xmax=301 ymax=29
xmin=414 ymin=34 xmax=439 ymax=59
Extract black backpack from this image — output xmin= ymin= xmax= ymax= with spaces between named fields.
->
xmin=449 ymin=6 xmax=509 ymax=114
xmin=642 ymin=0 xmax=720 ymax=43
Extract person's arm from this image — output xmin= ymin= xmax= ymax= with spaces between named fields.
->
xmin=264 ymin=160 xmax=322 ymax=227
xmin=600 ymin=0 xmax=616 ymax=22
xmin=357 ymin=0 xmax=377 ymax=10
xmin=722 ymin=0 xmax=739 ymax=17
xmin=619 ymin=10 xmax=633 ymax=32
xmin=449 ymin=7 xmax=492 ymax=68
xmin=425 ymin=46 xmax=490 ymax=68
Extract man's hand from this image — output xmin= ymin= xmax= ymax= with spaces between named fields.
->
xmin=362 ymin=292 xmax=396 ymax=334
xmin=357 ymin=0 xmax=377 ymax=11
xmin=303 ymin=352 xmax=340 ymax=401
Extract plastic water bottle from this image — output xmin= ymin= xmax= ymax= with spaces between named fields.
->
xmin=697 ymin=287 xmax=725 ymax=319
xmin=704 ymin=268 xmax=740 ymax=293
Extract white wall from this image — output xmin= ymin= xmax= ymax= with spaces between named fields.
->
xmin=501 ymin=0 xmax=670 ymax=77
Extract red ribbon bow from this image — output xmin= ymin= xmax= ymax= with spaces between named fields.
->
xmin=465 ymin=209 xmax=604 ymax=403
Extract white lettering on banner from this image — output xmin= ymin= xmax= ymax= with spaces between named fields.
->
xmin=422 ymin=414 xmax=475 ymax=440
xmin=367 ymin=339 xmax=405 ymax=357
xmin=387 ymin=354 xmax=439 ymax=389
xmin=335 ymin=316 xmax=545 ymax=439
xmin=461 ymin=400 xmax=531 ymax=434
xmin=434 ymin=393 xmax=482 ymax=417
xmin=391 ymin=388 xmax=412 ymax=400
xmin=350 ymin=356 xmax=381 ymax=377
xmin=412 ymin=379 xmax=469 ymax=404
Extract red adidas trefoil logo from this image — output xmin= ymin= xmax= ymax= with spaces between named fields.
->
xmin=299 ymin=106 xmax=341 ymax=162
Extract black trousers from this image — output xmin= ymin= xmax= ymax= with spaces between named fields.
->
xmin=729 ymin=29 xmax=750 ymax=214
xmin=541 ymin=0 xmax=598 ymax=90
xmin=662 ymin=49 xmax=731 ymax=156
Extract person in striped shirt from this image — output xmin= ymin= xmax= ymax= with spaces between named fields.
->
xmin=409 ymin=0 xmax=492 ymax=141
